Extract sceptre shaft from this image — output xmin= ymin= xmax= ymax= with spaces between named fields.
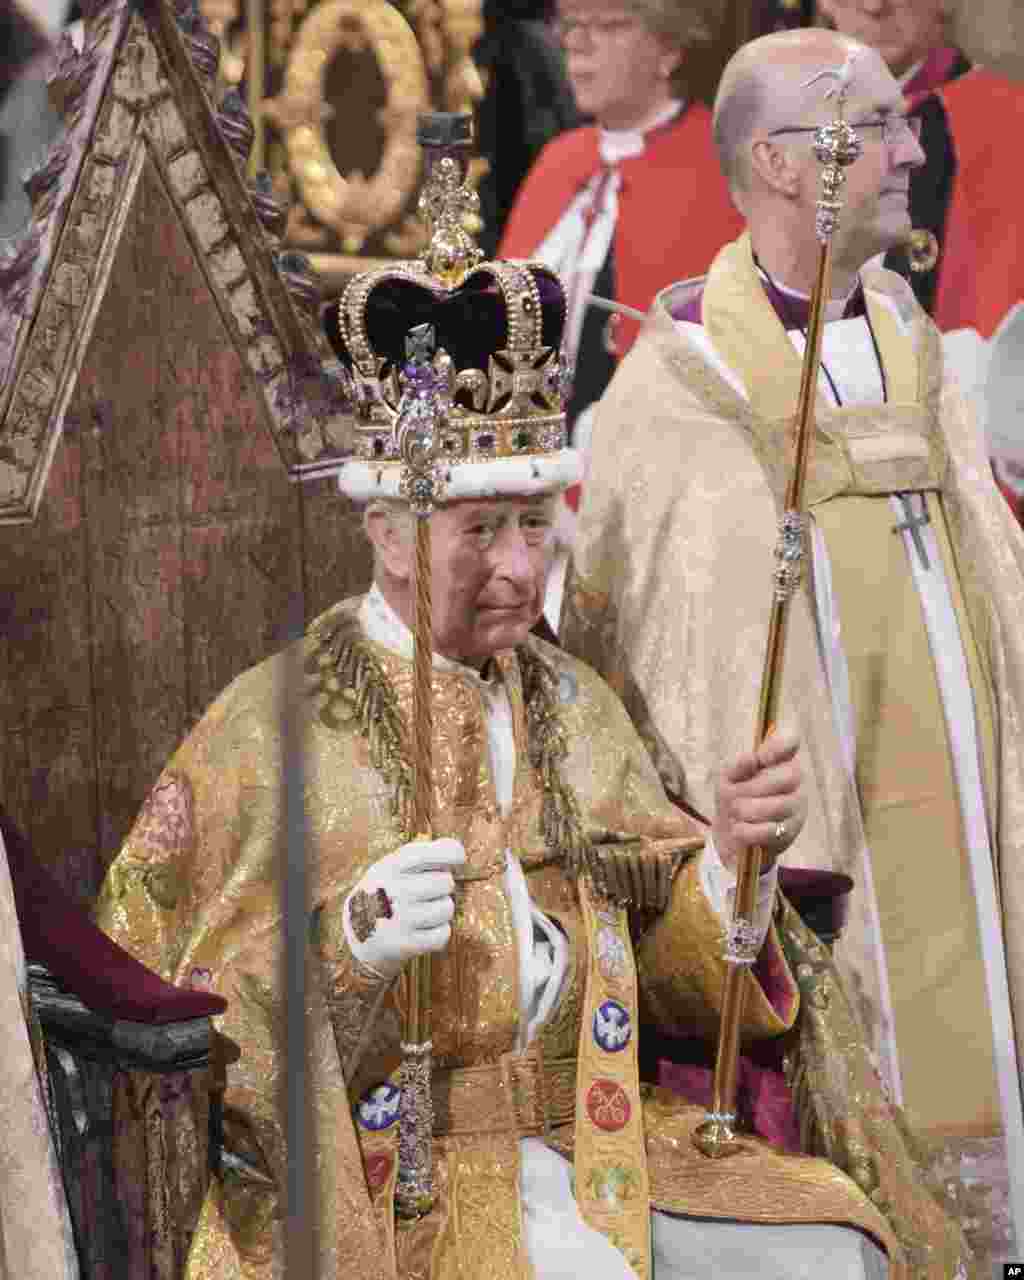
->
xmin=694 ymin=55 xmax=863 ymax=1159
xmin=394 ymin=112 xmax=481 ymax=1218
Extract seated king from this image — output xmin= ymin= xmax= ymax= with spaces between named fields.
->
xmin=94 ymin=117 xmax=968 ymax=1279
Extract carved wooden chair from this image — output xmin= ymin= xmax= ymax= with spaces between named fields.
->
xmin=2 ymin=810 xmax=224 ymax=1280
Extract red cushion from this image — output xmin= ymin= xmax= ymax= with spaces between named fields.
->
xmin=1 ymin=809 xmax=225 ymax=1025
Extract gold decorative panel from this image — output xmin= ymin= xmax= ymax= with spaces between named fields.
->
xmin=201 ymin=0 xmax=485 ymax=289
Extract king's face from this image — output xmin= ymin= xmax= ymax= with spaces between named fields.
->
xmin=428 ymin=496 xmax=557 ymax=666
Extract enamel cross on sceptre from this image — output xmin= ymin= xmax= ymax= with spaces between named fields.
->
xmin=693 ymin=53 xmax=863 ymax=1159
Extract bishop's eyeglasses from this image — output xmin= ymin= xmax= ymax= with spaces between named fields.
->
xmin=767 ymin=115 xmax=923 ymax=148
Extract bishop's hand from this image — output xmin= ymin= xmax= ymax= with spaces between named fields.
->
xmin=713 ymin=726 xmax=806 ymax=871
xmin=343 ymin=838 xmax=465 ymax=979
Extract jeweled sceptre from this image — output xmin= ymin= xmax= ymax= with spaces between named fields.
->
xmin=694 ymin=54 xmax=863 ymax=1159
xmin=393 ymin=112 xmax=482 ymax=1218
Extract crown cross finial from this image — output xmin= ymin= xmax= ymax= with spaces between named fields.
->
xmin=416 ymin=113 xmax=483 ymax=288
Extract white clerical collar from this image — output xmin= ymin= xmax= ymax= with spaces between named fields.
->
xmin=359 ymin=584 xmax=501 ymax=688
xmin=598 ymin=98 xmax=682 ymax=165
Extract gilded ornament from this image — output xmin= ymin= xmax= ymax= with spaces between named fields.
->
xmin=906 ymin=228 xmax=940 ymax=274
xmin=396 ymin=1040 xmax=434 ymax=1217
xmin=275 ymin=0 xmax=429 ymax=239
xmin=724 ymin=916 xmax=762 ymax=965
xmin=437 ymin=0 xmax=484 ymax=113
xmin=348 ymin=885 xmax=394 ymax=942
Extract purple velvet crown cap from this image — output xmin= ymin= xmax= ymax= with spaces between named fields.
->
xmin=323 ymin=264 xmax=567 ymax=387
xmin=321 ymin=110 xmax=579 ymax=502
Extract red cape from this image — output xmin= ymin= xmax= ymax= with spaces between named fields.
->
xmin=499 ymin=105 xmax=743 ymax=355
xmin=933 ymin=68 xmax=1024 ymax=338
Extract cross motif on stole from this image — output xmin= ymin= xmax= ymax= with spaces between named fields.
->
xmin=892 ymin=491 xmax=932 ymax=571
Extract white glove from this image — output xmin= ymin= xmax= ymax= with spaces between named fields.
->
xmin=342 ymin=838 xmax=465 ymax=979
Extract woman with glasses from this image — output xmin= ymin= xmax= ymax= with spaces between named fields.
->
xmin=498 ymin=1 xmax=742 ymax=450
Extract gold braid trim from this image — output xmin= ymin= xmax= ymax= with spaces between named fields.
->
xmin=307 ymin=616 xmax=636 ymax=906
xmin=307 ymin=617 xmax=593 ymax=881
xmin=518 ymin=643 xmax=592 ymax=879
xmin=306 ymin=611 xmax=413 ymax=830
xmin=520 ymin=643 xmax=681 ymax=908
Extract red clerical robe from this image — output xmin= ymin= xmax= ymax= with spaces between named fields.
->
xmin=932 ymin=67 xmax=1024 ymax=338
xmin=498 ymin=104 xmax=743 ymax=358
xmin=894 ymin=47 xmax=1024 ymax=338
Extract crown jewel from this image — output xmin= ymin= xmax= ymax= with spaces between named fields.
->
xmin=324 ymin=114 xmax=576 ymax=502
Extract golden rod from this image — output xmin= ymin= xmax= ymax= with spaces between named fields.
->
xmin=407 ymin=517 xmax=434 ymax=1050
xmin=694 ymin=54 xmax=863 ymax=1159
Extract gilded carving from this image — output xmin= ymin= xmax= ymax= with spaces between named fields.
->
xmin=195 ymin=0 xmax=484 ymax=277
xmin=436 ymin=0 xmax=483 ymax=113
xmin=265 ymin=0 xmax=430 ymax=252
xmin=0 ymin=0 xmax=351 ymax=522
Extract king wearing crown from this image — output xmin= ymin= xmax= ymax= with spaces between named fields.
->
xmin=95 ymin=116 xmax=968 ymax=1279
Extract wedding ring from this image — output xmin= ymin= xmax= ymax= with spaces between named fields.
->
xmin=349 ymin=887 xmax=394 ymax=943
xmin=773 ymin=820 xmax=788 ymax=843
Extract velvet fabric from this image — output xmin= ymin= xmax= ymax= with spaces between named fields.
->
xmin=324 ymin=266 xmax=567 ymax=378
xmin=648 ymin=1035 xmax=802 ymax=1155
xmin=0 ymin=808 xmax=225 ymax=1024
xmin=778 ymin=868 xmax=853 ymax=942
xmin=647 ymin=871 xmax=852 ymax=1156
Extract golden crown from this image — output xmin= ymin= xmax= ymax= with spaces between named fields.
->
xmin=323 ymin=114 xmax=576 ymax=506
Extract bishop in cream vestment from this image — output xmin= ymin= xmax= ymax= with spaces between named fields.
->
xmin=564 ymin=232 xmax=1024 ymax=1268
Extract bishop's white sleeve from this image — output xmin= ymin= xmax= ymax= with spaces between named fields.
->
xmin=698 ymin=834 xmax=778 ymax=948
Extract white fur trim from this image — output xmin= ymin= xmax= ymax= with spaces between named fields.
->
xmin=336 ymin=451 xmax=583 ymax=503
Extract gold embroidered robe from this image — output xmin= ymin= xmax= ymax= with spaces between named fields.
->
xmin=94 ymin=598 xmax=963 ymax=1278
xmin=564 ymin=235 xmax=1024 ymax=1268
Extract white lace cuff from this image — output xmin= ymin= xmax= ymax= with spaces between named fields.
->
xmin=698 ymin=834 xmax=777 ymax=948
